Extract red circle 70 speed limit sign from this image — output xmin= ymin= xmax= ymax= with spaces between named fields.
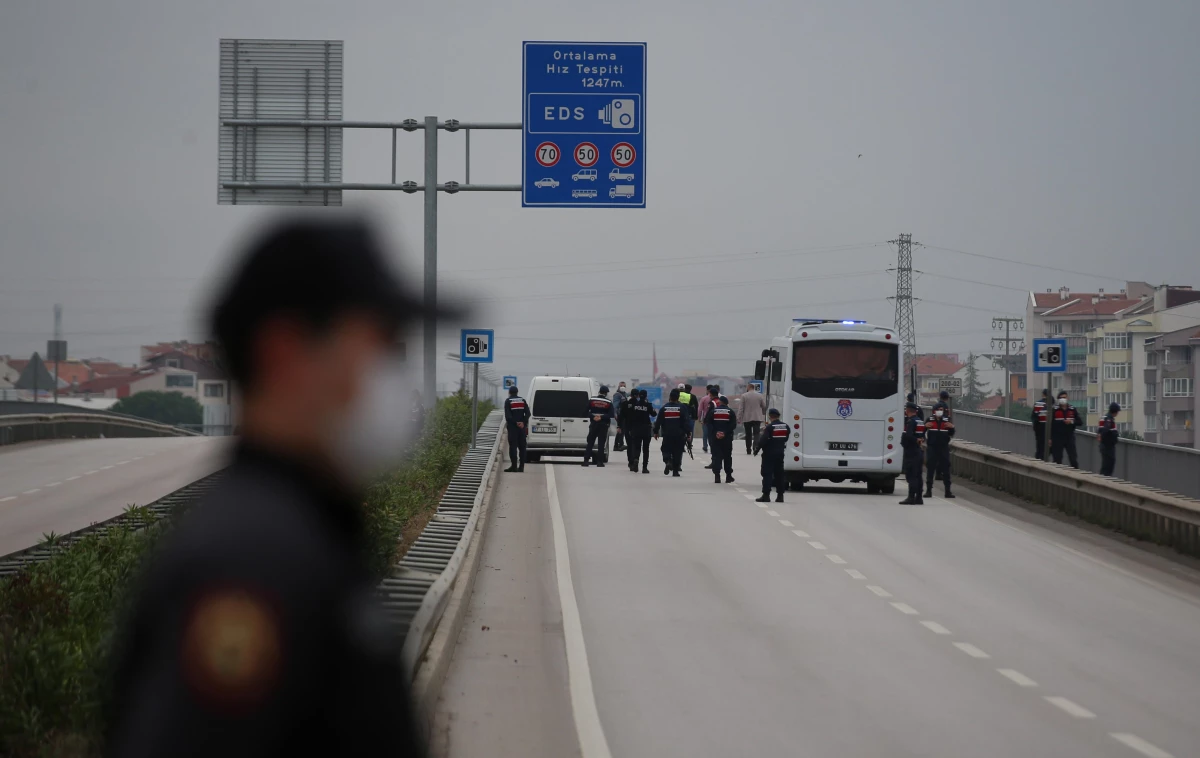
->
xmin=574 ymin=142 xmax=599 ymax=167
xmin=535 ymin=141 xmax=560 ymax=167
xmin=611 ymin=142 xmax=636 ymax=168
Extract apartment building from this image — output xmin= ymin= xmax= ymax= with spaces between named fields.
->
xmin=1141 ymin=326 xmax=1198 ymax=447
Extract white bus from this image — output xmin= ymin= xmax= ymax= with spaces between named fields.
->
xmin=758 ymin=320 xmax=903 ymax=494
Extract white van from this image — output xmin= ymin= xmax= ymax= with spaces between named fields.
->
xmin=525 ymin=376 xmax=604 ymax=462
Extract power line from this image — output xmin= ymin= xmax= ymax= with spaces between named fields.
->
xmin=496 ymin=295 xmax=885 ymax=328
xmin=922 ymin=244 xmax=1128 ymax=283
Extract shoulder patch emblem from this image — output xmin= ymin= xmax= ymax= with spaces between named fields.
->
xmin=182 ymin=589 xmax=281 ymax=708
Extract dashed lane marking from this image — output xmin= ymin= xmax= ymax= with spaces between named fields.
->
xmin=807 ymin=541 xmax=827 ymax=550
xmin=1044 ymin=696 xmax=1096 ymax=719
xmin=826 ymin=554 xmax=847 ymax=564
xmin=23 ymin=489 xmax=40 ymax=495
xmin=84 ymin=470 xmax=98 ymax=475
xmin=45 ymin=482 xmax=61 ymax=487
xmin=997 ymin=669 xmax=1038 ymax=688
xmin=66 ymin=476 xmax=80 ymax=481
xmin=1109 ymin=733 xmax=1174 ymax=758
xmin=890 ymin=602 xmax=919 ymax=615
xmin=766 ymin=510 xmax=780 ymax=517
xmin=116 ymin=460 xmax=129 ymax=465
xmin=779 ymin=520 xmax=794 ymax=527
xmin=920 ymin=620 xmax=952 ymax=635
xmin=953 ymin=642 xmax=991 ymax=659
xmin=757 ymin=503 xmax=769 ymax=508
xmin=845 ymin=569 xmax=866 ymax=580
xmin=0 ymin=496 xmax=15 ymax=503
xmin=743 ymin=494 xmax=758 ymax=501
xmin=100 ymin=466 xmax=113 ymax=470
xmin=791 ymin=529 xmax=810 ymax=538
xmin=867 ymin=585 xmax=892 ymax=598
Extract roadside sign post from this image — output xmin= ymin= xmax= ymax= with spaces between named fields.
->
xmin=522 ymin=42 xmax=647 ymax=208
xmin=460 ymin=329 xmax=495 ymax=448
xmin=503 ymin=376 xmax=517 ymax=390
xmin=937 ymin=377 xmax=962 ymax=398
xmin=1032 ymin=338 xmax=1067 ymax=460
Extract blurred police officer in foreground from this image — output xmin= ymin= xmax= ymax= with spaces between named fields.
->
xmin=899 ymin=401 xmax=926 ymax=504
xmin=582 ymin=385 xmax=615 ymax=467
xmin=1031 ymin=388 xmax=1051 ymax=460
xmin=753 ymin=409 xmax=790 ymax=503
xmin=504 ymin=384 xmax=530 ymax=473
xmin=654 ymin=388 xmax=692 ymax=476
xmin=1098 ymin=402 xmax=1121 ymax=476
xmin=705 ymin=394 xmax=737 ymax=484
xmin=106 ymin=218 xmax=433 ymax=757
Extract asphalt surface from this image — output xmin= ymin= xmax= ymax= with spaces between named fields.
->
xmin=438 ymin=447 xmax=1200 ymax=758
xmin=0 ymin=436 xmax=229 ymax=555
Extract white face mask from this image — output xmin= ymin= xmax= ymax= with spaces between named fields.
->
xmin=1058 ymin=398 xmax=1067 ymax=406
xmin=934 ymin=410 xmax=944 ymax=418
xmin=329 ymin=356 xmax=423 ymax=488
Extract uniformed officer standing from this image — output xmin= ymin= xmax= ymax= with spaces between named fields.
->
xmin=582 ymin=385 xmax=615 ymax=467
xmin=906 ymin=392 xmax=925 ymax=420
xmin=1049 ymin=390 xmax=1083 ymax=468
xmin=705 ymin=395 xmax=737 ymax=483
xmin=1031 ymin=388 xmax=1051 ymax=460
xmin=503 ymin=384 xmax=530 ymax=473
xmin=621 ymin=389 xmax=657 ymax=473
xmin=106 ymin=218 xmax=428 ymax=756
xmin=653 ymin=388 xmax=692 ymax=476
xmin=611 ymin=382 xmax=629 ymax=452
xmin=753 ymin=408 xmax=790 ymax=502
xmin=899 ymin=401 xmax=927 ymax=504
xmin=1098 ymin=402 xmax=1121 ymax=476
xmin=923 ymin=404 xmax=955 ymax=498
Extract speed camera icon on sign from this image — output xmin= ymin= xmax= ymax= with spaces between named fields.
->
xmin=599 ymin=99 xmax=636 ymax=129
xmin=460 ymin=329 xmax=495 ymax=364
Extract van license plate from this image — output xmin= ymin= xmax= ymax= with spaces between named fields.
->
xmin=829 ymin=442 xmax=858 ymax=451
xmin=533 ymin=426 xmax=556 ymax=434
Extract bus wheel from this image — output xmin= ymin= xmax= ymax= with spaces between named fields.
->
xmin=788 ymin=477 xmax=805 ymax=491
xmin=879 ymin=478 xmax=896 ymax=495
xmin=528 ymin=453 xmax=542 ymax=463
xmin=866 ymin=480 xmax=880 ymax=494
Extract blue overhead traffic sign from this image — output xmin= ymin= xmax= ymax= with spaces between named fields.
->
xmin=503 ymin=375 xmax=518 ymax=389
xmin=1032 ymin=338 xmax=1067 ymax=373
xmin=460 ymin=329 xmax=495 ymax=364
xmin=522 ymin=41 xmax=646 ymax=208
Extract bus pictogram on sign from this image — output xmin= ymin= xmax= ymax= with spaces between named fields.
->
xmin=574 ymin=142 xmax=599 ymax=167
xmin=611 ymin=142 xmax=636 ymax=168
xmin=535 ymin=142 xmax=561 ymax=167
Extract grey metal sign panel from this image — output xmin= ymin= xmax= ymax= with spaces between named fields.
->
xmin=218 ymin=39 xmax=344 ymax=206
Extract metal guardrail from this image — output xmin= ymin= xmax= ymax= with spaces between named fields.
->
xmin=388 ymin=410 xmax=503 ymax=675
xmin=950 ymin=410 xmax=1200 ymax=501
xmin=0 ymin=473 xmax=224 ymax=578
xmin=951 ymin=440 xmax=1200 ymax=557
xmin=0 ymin=412 xmax=199 ymax=446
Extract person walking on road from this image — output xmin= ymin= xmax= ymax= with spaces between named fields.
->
xmin=106 ymin=218 xmax=429 ymax=757
xmin=1050 ymin=390 xmax=1083 ymax=468
xmin=503 ymin=384 xmax=529 ymax=473
xmin=582 ymin=385 xmax=615 ymax=467
xmin=705 ymin=394 xmax=737 ymax=483
xmin=899 ymin=401 xmax=927 ymax=504
xmin=698 ymin=387 xmax=715 ymax=454
xmin=1031 ymin=388 xmax=1051 ymax=460
xmin=740 ymin=382 xmax=767 ymax=455
xmin=611 ymin=382 xmax=629 ymax=452
xmin=753 ymin=408 xmax=790 ymax=502
xmin=1099 ymin=402 xmax=1121 ymax=476
xmin=654 ymin=388 xmax=692 ymax=476
xmin=923 ymin=403 xmax=955 ymax=498
xmin=622 ymin=388 xmax=657 ymax=473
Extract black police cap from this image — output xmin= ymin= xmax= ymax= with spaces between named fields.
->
xmin=210 ymin=217 xmax=459 ymax=383
xmin=509 ymin=385 xmax=519 ymax=395
xmin=905 ymin=401 xmax=921 ymax=411
xmin=1109 ymin=402 xmax=1121 ymax=413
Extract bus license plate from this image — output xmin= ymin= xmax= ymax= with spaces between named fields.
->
xmin=829 ymin=442 xmax=859 ymax=451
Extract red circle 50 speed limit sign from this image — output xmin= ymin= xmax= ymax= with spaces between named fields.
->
xmin=611 ymin=142 xmax=636 ymax=168
xmin=574 ymin=142 xmax=599 ymax=168
xmin=535 ymin=142 xmax=561 ymax=167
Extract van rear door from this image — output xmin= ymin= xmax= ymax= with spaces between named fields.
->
xmin=530 ymin=387 xmax=591 ymax=447
xmin=557 ymin=383 xmax=593 ymax=449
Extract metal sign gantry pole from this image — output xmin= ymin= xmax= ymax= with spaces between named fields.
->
xmin=221 ymin=117 xmax=521 ymax=408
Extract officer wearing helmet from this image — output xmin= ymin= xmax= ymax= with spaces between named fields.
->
xmin=753 ymin=408 xmax=790 ymax=502
xmin=583 ymin=385 xmax=615 ymax=467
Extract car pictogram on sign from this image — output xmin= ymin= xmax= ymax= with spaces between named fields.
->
xmin=534 ymin=177 xmax=559 ymax=189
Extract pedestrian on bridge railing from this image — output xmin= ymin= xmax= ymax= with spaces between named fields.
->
xmin=107 ymin=217 xmax=437 ymax=757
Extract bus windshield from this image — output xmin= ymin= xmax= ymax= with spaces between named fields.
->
xmin=792 ymin=340 xmax=899 ymax=400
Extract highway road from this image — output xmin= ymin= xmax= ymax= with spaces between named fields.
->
xmin=435 ymin=452 xmax=1200 ymax=758
xmin=0 ymin=437 xmax=229 ymax=555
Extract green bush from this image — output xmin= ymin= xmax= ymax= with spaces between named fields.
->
xmin=110 ymin=391 xmax=203 ymax=426
xmin=0 ymin=395 xmax=490 ymax=757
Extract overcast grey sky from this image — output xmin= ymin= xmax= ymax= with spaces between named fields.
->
xmin=2 ymin=0 xmax=1198 ymax=386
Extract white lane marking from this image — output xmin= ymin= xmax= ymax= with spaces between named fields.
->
xmin=1109 ymin=733 xmax=1174 ymax=758
xmin=116 ymin=460 xmax=129 ymax=465
xmin=0 ymin=496 xmax=16 ymax=503
xmin=84 ymin=470 xmax=98 ymax=475
xmin=867 ymin=585 xmax=892 ymax=597
xmin=757 ymin=503 xmax=769 ymax=508
xmin=132 ymin=456 xmax=144 ymax=461
xmin=545 ymin=465 xmax=615 ymax=758
xmin=45 ymin=482 xmax=61 ymax=487
xmin=920 ymin=620 xmax=952 ymax=635
xmin=997 ymin=668 xmax=1039 ymax=687
xmin=791 ymin=529 xmax=810 ymax=538
xmin=845 ymin=568 xmax=866 ymax=580
xmin=890 ymin=602 xmax=919 ymax=615
xmin=807 ymin=541 xmax=827 ymax=550
xmin=766 ymin=510 xmax=780 ymax=517
xmin=1044 ymin=696 xmax=1096 ymax=719
xmin=779 ymin=519 xmax=794 ymax=527
xmin=826 ymin=554 xmax=847 ymax=564
xmin=23 ymin=489 xmax=41 ymax=495
xmin=743 ymin=494 xmax=757 ymax=501
xmin=734 ymin=488 xmax=747 ymax=493
xmin=66 ymin=476 xmax=80 ymax=481
xmin=954 ymin=642 xmax=991 ymax=659
xmin=100 ymin=466 xmax=113 ymax=470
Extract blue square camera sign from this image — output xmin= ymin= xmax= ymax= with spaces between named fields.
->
xmin=522 ymin=41 xmax=646 ymax=208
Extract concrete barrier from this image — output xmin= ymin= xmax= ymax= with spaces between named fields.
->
xmin=0 ymin=413 xmax=197 ymax=446
xmin=950 ymin=439 xmax=1200 ymax=557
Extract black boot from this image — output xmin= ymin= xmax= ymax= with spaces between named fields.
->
xmin=504 ymin=465 xmax=518 ymax=472
xmin=775 ymin=492 xmax=784 ymax=503
xmin=672 ymin=470 xmax=681 ymax=477
xmin=518 ymin=463 xmax=525 ymax=472
xmin=664 ymin=465 xmax=671 ymax=475
xmin=899 ymin=496 xmax=917 ymax=504
xmin=755 ymin=493 xmax=771 ymax=503
xmin=725 ymin=475 xmax=735 ymax=484
xmin=642 ymin=465 xmax=650 ymax=474
xmin=944 ymin=488 xmax=955 ymax=499
xmin=924 ymin=487 xmax=933 ymax=498
xmin=714 ymin=473 xmax=722 ymax=483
